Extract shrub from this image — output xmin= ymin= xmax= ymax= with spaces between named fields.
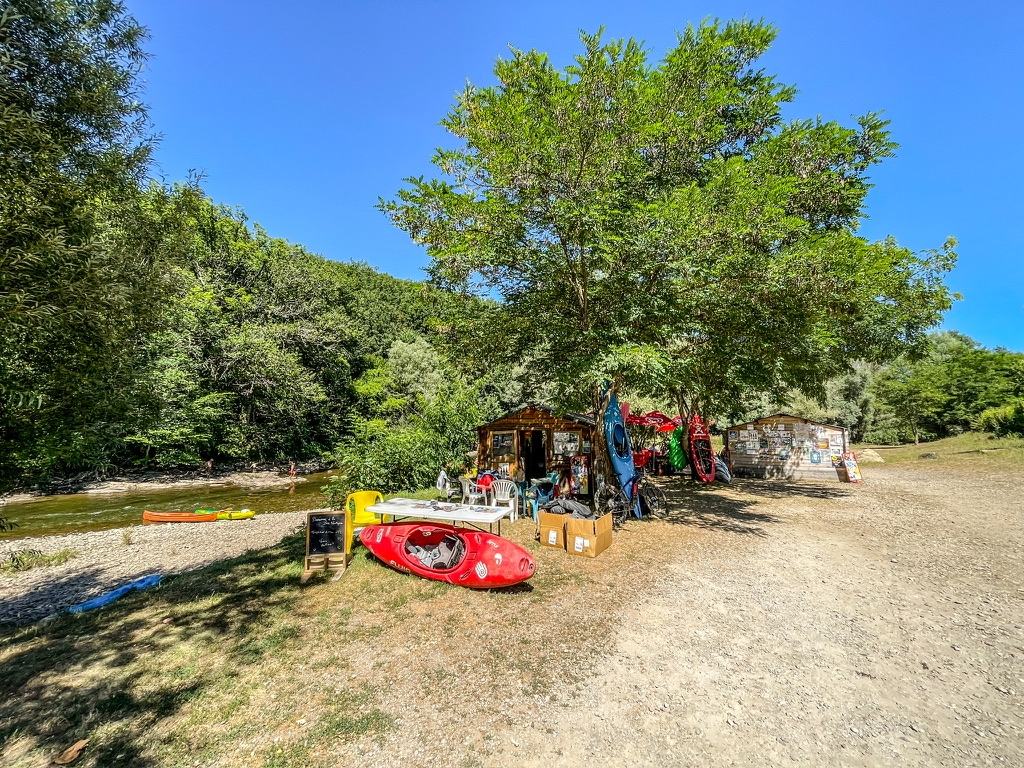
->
xmin=322 ymin=380 xmax=495 ymax=506
xmin=974 ymin=401 xmax=1024 ymax=437
xmin=1 ymin=548 xmax=77 ymax=575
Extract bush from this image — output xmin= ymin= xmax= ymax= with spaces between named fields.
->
xmin=1 ymin=549 xmax=77 ymax=575
xmin=974 ymin=401 xmax=1024 ymax=437
xmin=322 ymin=380 xmax=495 ymax=507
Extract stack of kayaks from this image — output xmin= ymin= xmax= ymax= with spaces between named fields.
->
xmin=141 ymin=508 xmax=255 ymax=523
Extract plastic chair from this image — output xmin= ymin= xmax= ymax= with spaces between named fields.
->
xmin=459 ymin=476 xmax=485 ymax=505
xmin=490 ymin=479 xmax=519 ymax=521
xmin=525 ymin=480 xmax=557 ymax=521
xmin=345 ymin=490 xmax=384 ymax=552
xmin=476 ymin=473 xmax=495 ymax=503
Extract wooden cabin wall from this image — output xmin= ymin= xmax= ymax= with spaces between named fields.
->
xmin=726 ymin=415 xmax=849 ymax=481
xmin=476 ymin=408 xmax=595 ymax=478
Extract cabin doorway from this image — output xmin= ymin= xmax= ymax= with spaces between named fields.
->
xmin=518 ymin=430 xmax=546 ymax=481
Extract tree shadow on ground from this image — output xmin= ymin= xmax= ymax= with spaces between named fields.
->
xmin=0 ymin=534 xmax=315 ymax=767
xmin=655 ymin=477 xmax=853 ymax=537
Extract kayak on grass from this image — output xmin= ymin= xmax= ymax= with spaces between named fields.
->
xmin=359 ymin=522 xmax=535 ymax=589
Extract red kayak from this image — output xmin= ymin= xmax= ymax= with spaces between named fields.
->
xmin=688 ymin=414 xmax=716 ymax=483
xmin=359 ymin=523 xmax=535 ymax=588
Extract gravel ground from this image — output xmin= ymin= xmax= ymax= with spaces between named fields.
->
xmin=2 ymin=464 xmax=1022 ymax=768
xmin=483 ymin=466 xmax=1024 ymax=767
xmin=0 ymin=510 xmax=313 ymax=624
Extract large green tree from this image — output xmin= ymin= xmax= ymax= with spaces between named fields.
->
xmin=382 ymin=21 xmax=956 ymax=481
xmin=0 ymin=0 xmax=156 ymax=487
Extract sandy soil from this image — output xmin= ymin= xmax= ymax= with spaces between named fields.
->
xmin=0 ymin=511 xmax=313 ymax=623
xmin=2 ymin=463 xmax=1021 ymax=767
xmin=474 ymin=465 xmax=1024 ymax=768
xmin=337 ymin=464 xmax=1021 ymax=768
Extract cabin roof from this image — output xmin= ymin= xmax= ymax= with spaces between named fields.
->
xmin=724 ymin=412 xmax=847 ymax=432
xmin=478 ymin=404 xmax=596 ymax=431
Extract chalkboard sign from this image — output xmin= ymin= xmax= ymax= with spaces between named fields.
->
xmin=306 ymin=512 xmax=347 ymax=555
xmin=303 ymin=511 xmax=349 ymax=582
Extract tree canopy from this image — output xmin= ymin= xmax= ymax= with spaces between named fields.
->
xmin=381 ymin=21 xmax=957 ymax=463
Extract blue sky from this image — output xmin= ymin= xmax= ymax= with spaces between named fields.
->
xmin=126 ymin=0 xmax=1023 ymax=351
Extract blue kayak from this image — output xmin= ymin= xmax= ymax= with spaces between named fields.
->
xmin=604 ymin=391 xmax=640 ymax=517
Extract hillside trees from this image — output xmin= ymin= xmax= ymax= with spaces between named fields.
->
xmin=868 ymin=332 xmax=1024 ymax=442
xmin=0 ymin=167 xmax=478 ymax=489
xmin=381 ymin=21 xmax=956 ymax=481
xmin=0 ymin=0 xmax=160 ymax=485
xmin=116 ymin=184 xmax=459 ymax=468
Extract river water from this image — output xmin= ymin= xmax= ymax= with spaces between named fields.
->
xmin=0 ymin=471 xmax=338 ymax=541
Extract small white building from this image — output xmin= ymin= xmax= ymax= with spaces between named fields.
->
xmin=724 ymin=413 xmax=850 ymax=481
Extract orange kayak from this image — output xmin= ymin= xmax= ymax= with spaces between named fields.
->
xmin=142 ymin=510 xmax=219 ymax=524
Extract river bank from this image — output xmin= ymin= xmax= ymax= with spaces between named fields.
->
xmin=1 ymin=462 xmax=331 ymax=504
xmin=0 ymin=467 xmax=340 ymax=541
xmin=0 ymin=510 xmax=314 ymax=624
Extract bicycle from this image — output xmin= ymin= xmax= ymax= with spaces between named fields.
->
xmin=595 ymin=472 xmax=669 ymax=525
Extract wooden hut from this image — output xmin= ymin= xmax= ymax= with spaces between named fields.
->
xmin=476 ymin=406 xmax=596 ymax=494
xmin=724 ymin=413 xmax=850 ymax=481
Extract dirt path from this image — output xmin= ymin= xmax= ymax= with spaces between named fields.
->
xmin=3 ymin=464 xmax=1021 ymax=767
xmin=481 ymin=466 xmax=1023 ymax=767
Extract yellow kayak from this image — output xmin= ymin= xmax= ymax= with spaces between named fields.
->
xmin=218 ymin=508 xmax=255 ymax=520
xmin=193 ymin=509 xmax=257 ymax=520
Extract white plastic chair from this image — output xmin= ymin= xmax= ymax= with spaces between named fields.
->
xmin=459 ymin=476 xmax=485 ymax=505
xmin=490 ymin=479 xmax=519 ymax=521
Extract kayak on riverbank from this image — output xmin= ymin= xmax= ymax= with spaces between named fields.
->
xmin=0 ymin=470 xmax=337 ymax=541
xmin=143 ymin=510 xmax=219 ymax=523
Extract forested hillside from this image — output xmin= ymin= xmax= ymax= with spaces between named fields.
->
xmin=758 ymin=332 xmax=1024 ymax=444
xmin=0 ymin=2 xmax=547 ymax=494
xmin=0 ymin=179 xmax=529 ymax=491
xmin=2 ymin=3 xmax=1019 ymax=500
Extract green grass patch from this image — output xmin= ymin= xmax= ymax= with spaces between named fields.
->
xmin=856 ymin=431 xmax=1024 ymax=466
xmin=0 ymin=548 xmax=77 ymax=575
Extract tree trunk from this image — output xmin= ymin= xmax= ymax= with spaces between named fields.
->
xmin=675 ymin=389 xmax=697 ymax=481
xmin=592 ymin=379 xmax=618 ymax=491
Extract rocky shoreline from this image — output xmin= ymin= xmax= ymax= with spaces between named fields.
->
xmin=1 ymin=463 xmax=329 ymax=504
xmin=0 ymin=510 xmax=318 ymax=625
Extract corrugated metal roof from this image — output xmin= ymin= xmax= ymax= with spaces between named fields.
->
xmin=724 ymin=412 xmax=847 ymax=432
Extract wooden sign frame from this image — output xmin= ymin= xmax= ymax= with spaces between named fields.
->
xmin=302 ymin=511 xmax=349 ymax=582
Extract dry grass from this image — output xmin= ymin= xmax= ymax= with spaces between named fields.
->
xmin=1 ymin=548 xmax=77 ymax=576
xmin=0 ymin=478 xmax=744 ymax=768
xmin=856 ymin=431 xmax=1024 ymax=467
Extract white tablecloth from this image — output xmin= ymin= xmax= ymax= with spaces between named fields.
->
xmin=366 ymin=498 xmax=512 ymax=532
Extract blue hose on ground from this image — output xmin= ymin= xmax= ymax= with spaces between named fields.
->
xmin=67 ymin=574 xmax=163 ymax=613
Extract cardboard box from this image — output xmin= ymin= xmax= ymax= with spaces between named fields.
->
xmin=538 ymin=511 xmax=569 ymax=549
xmin=565 ymin=513 xmax=613 ymax=558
